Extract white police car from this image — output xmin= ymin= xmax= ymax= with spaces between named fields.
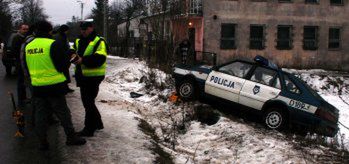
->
xmin=173 ymin=56 xmax=339 ymax=137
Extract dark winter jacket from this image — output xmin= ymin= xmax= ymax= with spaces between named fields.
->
xmin=54 ymin=32 xmax=71 ymax=55
xmin=74 ymin=31 xmax=106 ymax=87
xmin=54 ymin=32 xmax=73 ymax=82
xmin=11 ymin=33 xmax=26 ymax=63
xmin=175 ymin=40 xmax=195 ymax=65
xmin=22 ymin=32 xmax=70 ymax=97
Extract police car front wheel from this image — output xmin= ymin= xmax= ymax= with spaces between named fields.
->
xmin=264 ymin=108 xmax=286 ymax=130
xmin=178 ymin=80 xmax=196 ymax=100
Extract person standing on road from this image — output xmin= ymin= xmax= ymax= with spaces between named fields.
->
xmin=11 ymin=24 xmax=29 ymax=108
xmin=23 ymin=20 xmax=86 ymax=150
xmin=53 ymin=24 xmax=74 ymax=92
xmin=71 ymin=21 xmax=107 ymax=137
xmin=0 ymin=38 xmax=4 ymax=58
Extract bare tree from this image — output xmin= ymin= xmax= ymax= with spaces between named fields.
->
xmin=121 ymin=0 xmax=145 ymax=57
xmin=0 ymin=0 xmax=13 ymax=39
xmin=108 ymin=1 xmax=124 ymax=55
xmin=17 ymin=0 xmax=48 ymax=25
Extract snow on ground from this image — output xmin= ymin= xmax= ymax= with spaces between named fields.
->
xmin=60 ymin=57 xmax=348 ymax=163
xmin=57 ymin=59 xmax=155 ymax=163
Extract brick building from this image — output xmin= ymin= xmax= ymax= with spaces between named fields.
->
xmin=203 ymin=0 xmax=349 ymax=70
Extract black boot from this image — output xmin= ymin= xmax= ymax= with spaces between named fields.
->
xmin=39 ymin=139 xmax=49 ymax=151
xmin=77 ymin=128 xmax=95 ymax=137
xmin=66 ymin=134 xmax=86 ymax=146
xmin=97 ymin=123 xmax=104 ymax=130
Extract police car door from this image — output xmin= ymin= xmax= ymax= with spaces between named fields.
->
xmin=239 ymin=66 xmax=281 ymax=110
xmin=205 ymin=61 xmax=253 ymax=103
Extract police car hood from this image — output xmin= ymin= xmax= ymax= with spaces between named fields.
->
xmin=175 ymin=64 xmax=213 ymax=74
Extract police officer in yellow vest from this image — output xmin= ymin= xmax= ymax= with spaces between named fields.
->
xmin=71 ymin=21 xmax=107 ymax=137
xmin=23 ymin=21 xmax=86 ymax=150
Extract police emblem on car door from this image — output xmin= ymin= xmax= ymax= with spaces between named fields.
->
xmin=205 ymin=61 xmax=253 ymax=103
xmin=239 ymin=66 xmax=281 ymax=110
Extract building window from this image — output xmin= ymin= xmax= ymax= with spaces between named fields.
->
xmin=330 ymin=0 xmax=343 ymax=5
xmin=276 ymin=25 xmax=293 ymax=50
xmin=305 ymin=0 xmax=319 ymax=3
xmin=329 ymin=28 xmax=341 ymax=49
xmin=303 ymin=26 xmax=318 ymax=50
xmin=221 ymin=24 xmax=236 ymax=49
xmin=250 ymin=25 xmax=265 ymax=50
xmin=279 ymin=0 xmax=292 ymax=2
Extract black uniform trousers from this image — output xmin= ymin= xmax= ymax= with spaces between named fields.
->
xmin=33 ymin=95 xmax=75 ymax=141
xmin=80 ymin=81 xmax=103 ymax=131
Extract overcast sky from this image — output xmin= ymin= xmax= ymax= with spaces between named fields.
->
xmin=42 ymin=0 xmax=95 ymax=25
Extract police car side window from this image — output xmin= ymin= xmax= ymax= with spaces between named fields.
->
xmin=218 ymin=62 xmax=253 ymax=78
xmin=284 ymin=75 xmax=301 ymax=94
xmin=273 ymin=76 xmax=281 ymax=89
xmin=250 ymin=67 xmax=277 ymax=87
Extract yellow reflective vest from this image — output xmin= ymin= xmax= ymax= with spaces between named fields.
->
xmin=25 ymin=38 xmax=66 ymax=86
xmin=74 ymin=36 xmax=107 ymax=77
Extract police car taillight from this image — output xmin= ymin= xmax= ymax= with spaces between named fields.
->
xmin=315 ymin=107 xmax=337 ymax=123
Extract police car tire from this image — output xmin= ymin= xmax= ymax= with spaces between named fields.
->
xmin=178 ymin=79 xmax=196 ymax=100
xmin=264 ymin=108 xmax=287 ymax=130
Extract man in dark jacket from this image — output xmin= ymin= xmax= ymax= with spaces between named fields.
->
xmin=176 ymin=39 xmax=195 ymax=65
xmin=23 ymin=21 xmax=86 ymax=150
xmin=11 ymin=24 xmax=29 ymax=107
xmin=72 ymin=21 xmax=107 ymax=137
xmin=53 ymin=24 xmax=74 ymax=92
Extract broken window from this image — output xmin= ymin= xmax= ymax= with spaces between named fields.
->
xmin=276 ymin=25 xmax=293 ymax=50
xmin=218 ymin=62 xmax=253 ymax=78
xmin=329 ymin=28 xmax=341 ymax=49
xmin=250 ymin=25 xmax=265 ymax=50
xmin=221 ymin=24 xmax=236 ymax=49
xmin=330 ymin=0 xmax=343 ymax=5
xmin=250 ymin=67 xmax=278 ymax=87
xmin=303 ymin=26 xmax=318 ymax=50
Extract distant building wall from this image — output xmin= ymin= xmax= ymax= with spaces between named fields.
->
xmin=203 ymin=0 xmax=349 ymax=71
xmin=117 ymin=17 xmax=141 ymax=38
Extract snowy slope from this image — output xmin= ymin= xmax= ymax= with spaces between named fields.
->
xmin=55 ymin=57 xmax=349 ymax=163
xmin=83 ymin=57 xmax=347 ymax=163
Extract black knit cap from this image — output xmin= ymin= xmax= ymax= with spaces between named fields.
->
xmin=35 ymin=20 xmax=53 ymax=33
xmin=59 ymin=24 xmax=69 ymax=32
xmin=80 ymin=21 xmax=93 ymax=30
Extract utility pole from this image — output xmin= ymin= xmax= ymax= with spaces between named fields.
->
xmin=103 ymin=0 xmax=108 ymax=40
xmin=77 ymin=0 xmax=85 ymax=21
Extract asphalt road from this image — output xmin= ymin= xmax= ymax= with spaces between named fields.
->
xmin=0 ymin=65 xmax=63 ymax=164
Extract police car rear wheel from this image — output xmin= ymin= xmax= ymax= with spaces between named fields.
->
xmin=264 ymin=108 xmax=286 ymax=130
xmin=178 ymin=80 xmax=195 ymax=100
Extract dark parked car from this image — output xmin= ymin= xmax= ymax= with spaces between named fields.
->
xmin=173 ymin=55 xmax=339 ymax=137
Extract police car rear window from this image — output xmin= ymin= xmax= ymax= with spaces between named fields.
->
xmin=284 ymin=75 xmax=301 ymax=94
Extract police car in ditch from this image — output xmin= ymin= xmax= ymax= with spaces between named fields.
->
xmin=173 ymin=55 xmax=339 ymax=137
